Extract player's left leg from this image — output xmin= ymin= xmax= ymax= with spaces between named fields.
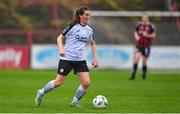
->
xmin=71 ymin=72 xmax=90 ymax=107
xmin=70 ymin=60 xmax=89 ymax=107
xmin=142 ymin=47 xmax=150 ymax=80
xmin=142 ymin=57 xmax=148 ymax=80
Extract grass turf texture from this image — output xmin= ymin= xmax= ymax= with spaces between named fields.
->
xmin=0 ymin=69 xmax=180 ymax=113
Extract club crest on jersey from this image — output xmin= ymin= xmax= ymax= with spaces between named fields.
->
xmin=60 ymin=68 xmax=64 ymax=73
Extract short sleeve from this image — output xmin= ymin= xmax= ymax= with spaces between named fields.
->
xmin=150 ymin=23 xmax=155 ymax=33
xmin=89 ymin=30 xmax=95 ymax=41
xmin=135 ymin=22 xmax=141 ymax=32
xmin=62 ymin=25 xmax=73 ymax=37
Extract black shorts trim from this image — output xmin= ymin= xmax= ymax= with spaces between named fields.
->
xmin=135 ymin=46 xmax=151 ymax=57
xmin=57 ymin=59 xmax=89 ymax=76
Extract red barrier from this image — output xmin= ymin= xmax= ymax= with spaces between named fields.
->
xmin=0 ymin=46 xmax=29 ymax=69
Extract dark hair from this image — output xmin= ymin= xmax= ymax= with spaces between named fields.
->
xmin=142 ymin=13 xmax=149 ymax=17
xmin=69 ymin=6 xmax=90 ymax=26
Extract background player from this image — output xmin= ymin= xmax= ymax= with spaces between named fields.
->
xmin=35 ymin=6 xmax=98 ymax=107
xmin=129 ymin=14 xmax=156 ymax=80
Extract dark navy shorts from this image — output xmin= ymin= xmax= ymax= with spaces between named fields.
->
xmin=57 ymin=59 xmax=89 ymax=76
xmin=135 ymin=46 xmax=151 ymax=58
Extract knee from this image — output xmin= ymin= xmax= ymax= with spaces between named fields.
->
xmin=135 ymin=57 xmax=140 ymax=63
xmin=82 ymin=80 xmax=90 ymax=89
xmin=54 ymin=79 xmax=64 ymax=87
xmin=143 ymin=61 xmax=147 ymax=66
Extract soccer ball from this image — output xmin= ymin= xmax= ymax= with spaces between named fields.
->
xmin=93 ymin=95 xmax=108 ymax=108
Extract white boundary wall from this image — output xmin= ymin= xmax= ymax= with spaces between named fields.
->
xmin=31 ymin=45 xmax=180 ymax=70
xmin=31 ymin=45 xmax=59 ymax=69
xmin=91 ymin=11 xmax=180 ymax=17
xmin=148 ymin=46 xmax=180 ymax=70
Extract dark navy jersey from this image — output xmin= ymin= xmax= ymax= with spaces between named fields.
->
xmin=135 ymin=21 xmax=155 ymax=48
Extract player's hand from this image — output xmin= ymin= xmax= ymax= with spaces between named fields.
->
xmin=92 ymin=58 xmax=98 ymax=68
xmin=59 ymin=49 xmax=65 ymax=57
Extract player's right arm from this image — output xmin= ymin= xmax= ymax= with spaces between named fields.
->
xmin=134 ymin=31 xmax=140 ymax=41
xmin=57 ymin=25 xmax=73 ymax=57
xmin=57 ymin=34 xmax=65 ymax=57
xmin=134 ymin=22 xmax=141 ymax=41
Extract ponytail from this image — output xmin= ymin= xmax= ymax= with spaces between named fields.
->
xmin=69 ymin=6 xmax=90 ymax=26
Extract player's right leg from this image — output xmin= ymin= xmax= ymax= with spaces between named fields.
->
xmin=129 ymin=51 xmax=141 ymax=80
xmin=35 ymin=74 xmax=65 ymax=106
xmin=35 ymin=59 xmax=72 ymax=106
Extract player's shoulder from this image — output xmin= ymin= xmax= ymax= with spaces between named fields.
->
xmin=148 ymin=22 xmax=155 ymax=29
xmin=87 ymin=24 xmax=94 ymax=32
xmin=62 ymin=24 xmax=75 ymax=36
xmin=66 ymin=24 xmax=75 ymax=29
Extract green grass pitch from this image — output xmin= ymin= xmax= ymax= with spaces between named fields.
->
xmin=0 ymin=69 xmax=180 ymax=113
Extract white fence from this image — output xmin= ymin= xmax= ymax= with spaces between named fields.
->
xmin=31 ymin=45 xmax=59 ymax=69
xmin=31 ymin=45 xmax=180 ymax=70
xmin=91 ymin=11 xmax=180 ymax=17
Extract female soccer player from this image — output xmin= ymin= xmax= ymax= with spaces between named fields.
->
xmin=129 ymin=14 xmax=156 ymax=80
xmin=35 ymin=6 xmax=98 ymax=107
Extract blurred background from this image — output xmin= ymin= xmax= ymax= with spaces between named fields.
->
xmin=0 ymin=0 xmax=180 ymax=70
xmin=1 ymin=1 xmax=180 ymax=113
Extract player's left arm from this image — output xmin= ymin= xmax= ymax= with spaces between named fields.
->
xmin=144 ymin=24 xmax=156 ymax=39
xmin=145 ymin=32 xmax=156 ymax=39
xmin=90 ymin=40 xmax=98 ymax=68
